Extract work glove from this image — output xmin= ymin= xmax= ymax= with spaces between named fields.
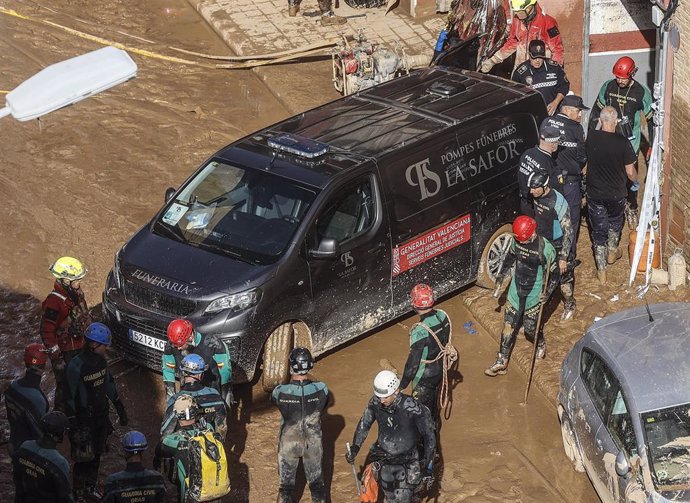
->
xmin=479 ymin=55 xmax=499 ymax=73
xmin=630 ymin=181 xmax=640 ymax=192
xmin=221 ymin=383 xmax=235 ymax=408
xmin=113 ymin=400 xmax=129 ymax=426
xmin=345 ymin=444 xmax=359 ymax=464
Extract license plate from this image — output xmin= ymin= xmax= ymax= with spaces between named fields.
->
xmin=128 ymin=329 xmax=165 ymax=351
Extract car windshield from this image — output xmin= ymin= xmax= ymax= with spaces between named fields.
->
xmin=643 ymin=403 xmax=690 ymax=492
xmin=153 ymin=160 xmax=317 ymax=264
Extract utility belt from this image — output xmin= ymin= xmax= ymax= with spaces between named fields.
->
xmin=564 ymin=175 xmax=581 ymax=184
xmin=369 ymin=458 xmax=421 ymax=492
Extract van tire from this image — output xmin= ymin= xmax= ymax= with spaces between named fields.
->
xmin=262 ymin=323 xmax=293 ymax=392
xmin=476 ymin=224 xmax=513 ymax=289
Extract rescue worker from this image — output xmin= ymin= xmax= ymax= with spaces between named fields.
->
xmin=480 ymin=0 xmax=563 ymax=73
xmin=5 ymin=343 xmax=50 ymax=456
xmin=588 ymin=56 xmax=654 ymax=229
xmin=485 ymin=216 xmax=559 ymax=376
xmin=346 ymin=370 xmax=436 ymax=503
xmin=585 ymin=106 xmax=638 ymax=284
xmin=153 ymin=395 xmax=213 ymax=503
xmin=528 ymin=169 xmax=575 ymax=320
xmin=517 ymin=120 xmax=562 ymax=215
xmin=399 ymin=284 xmax=452 ymax=429
xmin=543 ymin=94 xmax=588 ymax=263
xmin=65 ymin=322 xmax=128 ymax=501
xmin=160 ymin=354 xmax=227 ymax=438
xmin=13 ymin=411 xmax=72 ymax=503
xmin=41 ymin=256 xmax=92 ymax=411
xmin=162 ymin=319 xmax=233 ymax=407
xmin=102 ymin=431 xmax=166 ymax=503
xmin=271 ymin=347 xmax=329 ymax=503
xmin=511 ymin=40 xmax=569 ymax=115
xmin=286 ymin=0 xmax=346 ymax=25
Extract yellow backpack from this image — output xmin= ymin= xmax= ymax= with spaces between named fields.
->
xmin=185 ymin=429 xmax=230 ymax=502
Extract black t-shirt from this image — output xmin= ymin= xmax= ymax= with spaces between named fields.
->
xmin=585 ymin=130 xmax=636 ymax=201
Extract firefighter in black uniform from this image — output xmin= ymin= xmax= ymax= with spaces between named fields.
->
xmin=400 ymin=284 xmax=453 ymax=429
xmin=65 ymin=322 xmax=128 ymax=502
xmin=518 ymin=120 xmax=562 ymax=215
xmin=346 ymin=371 xmax=436 ymax=503
xmin=271 ymin=348 xmax=329 ymax=503
xmin=512 ymin=40 xmax=570 ymax=116
xmin=102 ymin=431 xmax=166 ymax=503
xmin=5 ymin=343 xmax=50 ymax=457
xmin=13 ymin=411 xmax=73 ymax=503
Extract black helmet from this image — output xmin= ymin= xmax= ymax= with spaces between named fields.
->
xmin=528 ymin=169 xmax=550 ymax=189
xmin=289 ymin=347 xmax=314 ymax=375
xmin=40 ymin=411 xmax=68 ymax=442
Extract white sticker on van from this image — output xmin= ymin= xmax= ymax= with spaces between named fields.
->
xmin=162 ymin=203 xmax=188 ymax=226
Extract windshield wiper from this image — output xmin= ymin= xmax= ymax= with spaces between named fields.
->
xmin=153 ymin=221 xmax=185 ymax=243
xmin=198 ymin=240 xmax=257 ymax=265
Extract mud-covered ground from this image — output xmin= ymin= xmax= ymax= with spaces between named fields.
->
xmin=0 ymin=0 xmax=684 ymax=501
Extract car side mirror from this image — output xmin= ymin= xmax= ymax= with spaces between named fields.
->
xmin=165 ymin=187 xmax=176 ymax=203
xmin=309 ymin=237 xmax=340 ymax=260
xmin=615 ymin=451 xmax=631 ymax=477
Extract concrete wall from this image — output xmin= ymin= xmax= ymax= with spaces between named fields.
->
xmin=668 ymin=3 xmax=690 ymax=257
xmin=541 ymin=0 xmax=585 ymax=94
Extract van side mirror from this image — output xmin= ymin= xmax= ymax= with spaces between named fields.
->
xmin=615 ymin=451 xmax=631 ymax=477
xmin=165 ymin=187 xmax=176 ymax=203
xmin=309 ymin=238 xmax=340 ymax=260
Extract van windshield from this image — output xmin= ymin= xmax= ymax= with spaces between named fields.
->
xmin=153 ymin=160 xmax=317 ymax=264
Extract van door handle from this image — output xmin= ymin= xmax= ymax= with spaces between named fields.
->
xmin=368 ymin=242 xmax=386 ymax=254
xmin=397 ymin=231 xmax=413 ymax=241
xmin=596 ymin=439 xmax=603 ymax=451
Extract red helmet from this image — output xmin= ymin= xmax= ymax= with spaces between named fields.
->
xmin=24 ymin=343 xmax=48 ymax=366
xmin=612 ymin=57 xmax=637 ymax=79
xmin=512 ymin=215 xmax=537 ymax=243
xmin=167 ymin=319 xmax=194 ymax=348
xmin=410 ymin=283 xmax=435 ymax=310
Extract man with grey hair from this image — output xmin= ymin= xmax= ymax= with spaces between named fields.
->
xmin=585 ymin=106 xmax=638 ymax=283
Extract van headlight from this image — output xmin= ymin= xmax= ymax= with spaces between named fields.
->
xmin=205 ymin=289 xmax=261 ymax=314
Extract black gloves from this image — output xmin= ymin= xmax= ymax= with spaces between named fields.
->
xmin=114 ymin=400 xmax=128 ymax=426
xmin=345 ymin=444 xmax=359 ymax=464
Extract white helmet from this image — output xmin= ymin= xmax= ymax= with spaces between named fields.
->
xmin=373 ymin=370 xmax=400 ymax=398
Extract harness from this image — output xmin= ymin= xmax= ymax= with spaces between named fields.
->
xmin=410 ymin=309 xmax=458 ymax=414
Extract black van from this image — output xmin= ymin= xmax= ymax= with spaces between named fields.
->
xmin=102 ymin=66 xmax=546 ymax=390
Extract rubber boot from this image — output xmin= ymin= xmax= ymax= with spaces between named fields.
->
xmin=484 ymin=353 xmax=508 ymax=377
xmin=625 ymin=203 xmax=638 ymax=230
xmin=594 ymin=245 xmax=607 ymax=284
xmin=607 ymin=229 xmax=622 ymax=265
xmin=288 ymin=0 xmax=300 ymax=16
xmin=536 ymin=338 xmax=546 ymax=359
xmin=560 ymin=282 xmax=575 ymax=321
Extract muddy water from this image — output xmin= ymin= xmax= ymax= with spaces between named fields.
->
xmin=0 ymin=0 xmax=598 ymax=501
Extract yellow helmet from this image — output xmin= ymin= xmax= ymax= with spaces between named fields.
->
xmin=511 ymin=0 xmax=537 ymax=10
xmin=49 ymin=256 xmax=87 ymax=281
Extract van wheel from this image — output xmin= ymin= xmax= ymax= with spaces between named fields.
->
xmin=560 ymin=412 xmax=585 ymax=473
xmin=476 ymin=224 xmax=513 ymax=289
xmin=261 ymin=323 xmax=293 ymax=392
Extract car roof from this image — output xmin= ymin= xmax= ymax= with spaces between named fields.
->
xmin=216 ymin=67 xmax=540 ymax=187
xmin=585 ymin=302 xmax=690 ymax=413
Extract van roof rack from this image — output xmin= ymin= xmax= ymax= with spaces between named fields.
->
xmin=267 ymin=133 xmax=329 ymax=159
